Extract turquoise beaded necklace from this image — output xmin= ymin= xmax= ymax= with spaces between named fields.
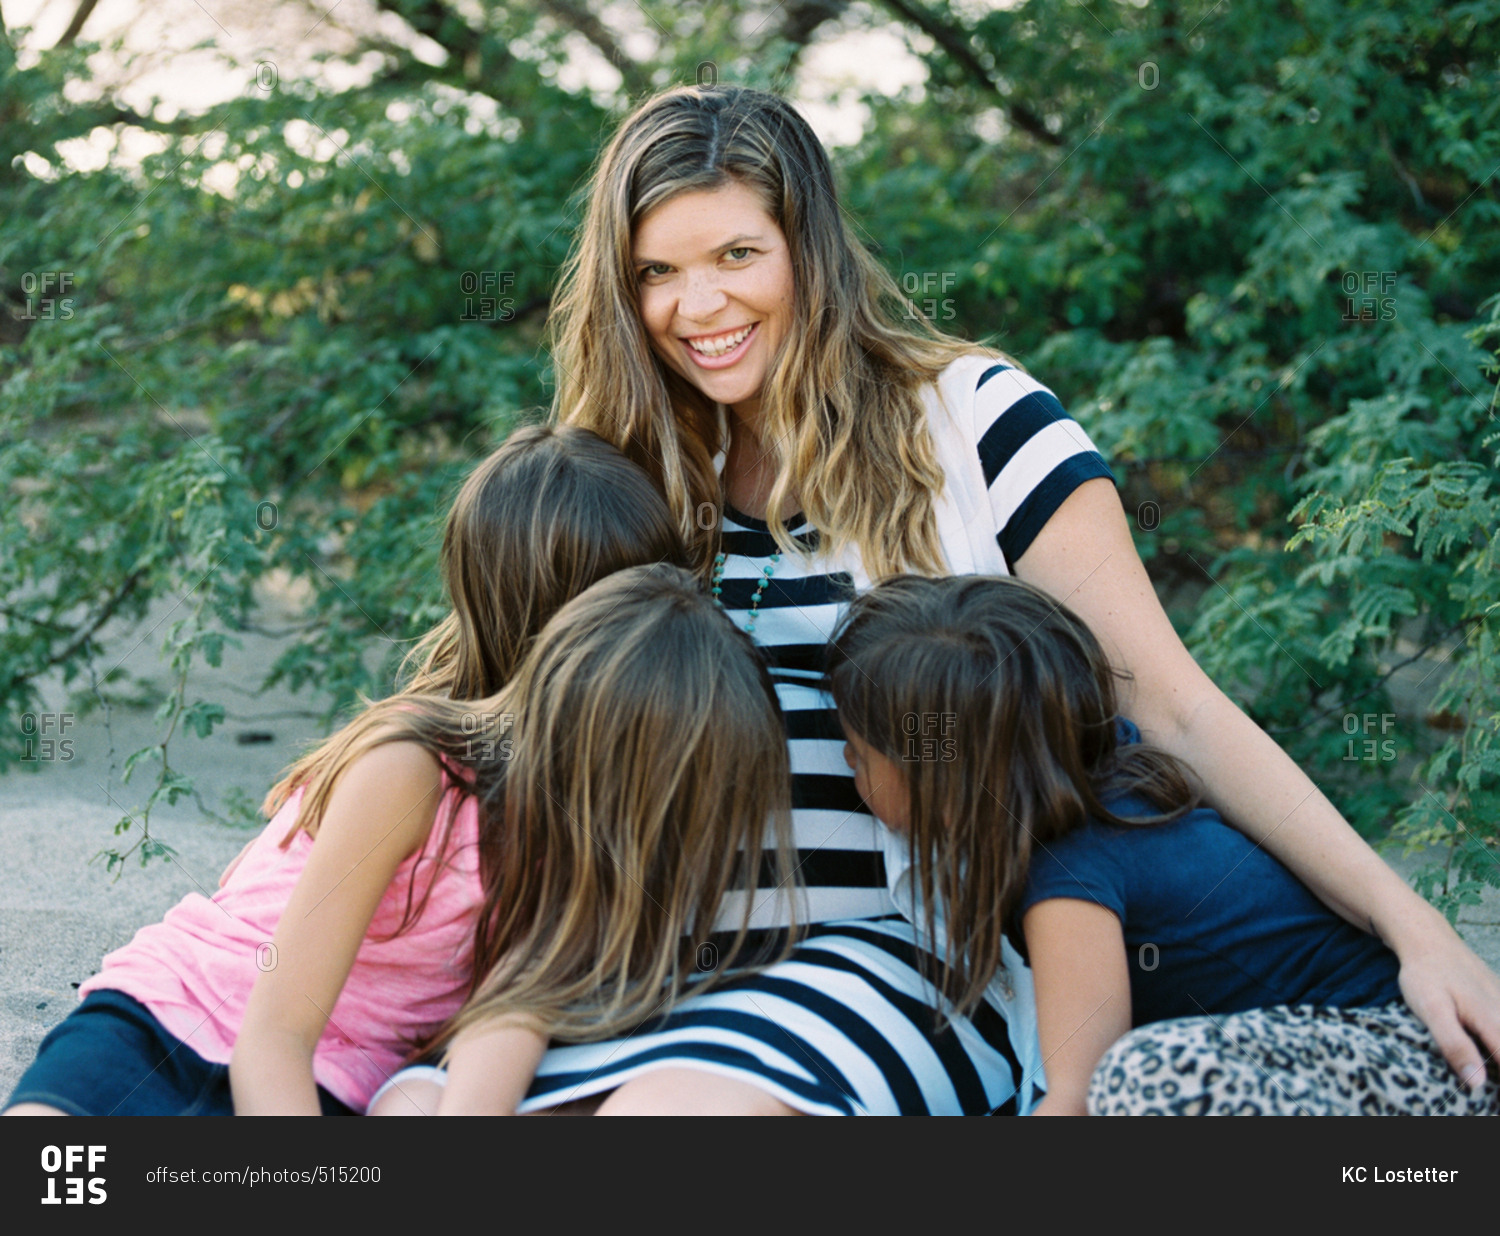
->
xmin=711 ymin=550 xmax=781 ymax=636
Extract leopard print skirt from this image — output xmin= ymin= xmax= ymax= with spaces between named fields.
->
xmin=1085 ymin=1003 xmax=1500 ymax=1115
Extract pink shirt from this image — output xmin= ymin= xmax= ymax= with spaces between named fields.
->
xmin=79 ymin=775 xmax=484 ymax=1110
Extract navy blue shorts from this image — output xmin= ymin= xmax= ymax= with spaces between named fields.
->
xmin=4 ymin=989 xmax=358 ymax=1117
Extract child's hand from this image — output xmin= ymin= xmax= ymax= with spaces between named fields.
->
xmin=437 ymin=1018 xmax=550 ymax=1116
xmin=1029 ymin=1093 xmax=1086 ymax=1116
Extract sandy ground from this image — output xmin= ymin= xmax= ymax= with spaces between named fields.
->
xmin=0 ymin=582 xmax=336 ymax=1097
xmin=2 ymin=585 xmax=1497 ymax=1103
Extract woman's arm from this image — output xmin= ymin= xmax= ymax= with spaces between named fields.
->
xmin=230 ymin=742 xmax=444 ymax=1115
xmin=1023 ymin=898 xmax=1132 ymax=1115
xmin=1016 ymin=477 xmax=1500 ymax=1090
xmin=436 ymin=1018 xmax=550 ymax=1116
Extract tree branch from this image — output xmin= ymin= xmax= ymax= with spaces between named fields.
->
xmin=776 ymin=0 xmax=851 ymax=50
xmin=22 ymin=569 xmax=149 ymax=675
xmin=1263 ymin=619 xmax=1474 ymax=737
xmin=536 ymin=0 xmax=649 ymax=97
xmin=876 ymin=0 xmax=1064 ymax=147
xmin=759 ymin=0 xmax=851 ymax=78
xmin=55 ymin=0 xmax=101 ymax=48
xmin=371 ymin=0 xmax=516 ymax=81
xmin=367 ymin=1 xmax=565 ymax=110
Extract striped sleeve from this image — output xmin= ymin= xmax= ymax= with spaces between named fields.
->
xmin=973 ymin=361 xmax=1115 ymax=570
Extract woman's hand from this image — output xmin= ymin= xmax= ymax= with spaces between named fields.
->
xmin=1396 ymin=932 xmax=1500 ymax=1093
xmin=1015 ymin=476 xmax=1500 ymax=1085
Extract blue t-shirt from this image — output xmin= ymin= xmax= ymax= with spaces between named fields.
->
xmin=1017 ymin=722 xmax=1403 ymax=1027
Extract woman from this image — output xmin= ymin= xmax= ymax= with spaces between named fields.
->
xmin=421 ymin=84 xmax=1499 ymax=1116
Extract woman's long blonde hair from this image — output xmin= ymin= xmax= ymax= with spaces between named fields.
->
xmin=551 ymin=84 xmax=1002 ymax=579
xmin=425 ymin=563 xmax=797 ymax=1047
xmin=262 ymin=424 xmax=688 ymax=836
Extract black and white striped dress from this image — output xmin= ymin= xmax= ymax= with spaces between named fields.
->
xmin=370 ymin=356 xmax=1113 ymax=1115
xmin=507 ymin=356 xmax=1113 ymax=1116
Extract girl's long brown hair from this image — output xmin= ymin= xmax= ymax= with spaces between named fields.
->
xmin=550 ymin=84 xmax=1009 ymax=580
xmin=262 ymin=423 xmax=688 ymax=840
xmin=422 ymin=563 xmax=797 ymax=1047
xmin=827 ymin=574 xmax=1200 ymax=1020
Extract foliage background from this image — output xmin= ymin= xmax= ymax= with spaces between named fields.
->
xmin=2 ymin=0 xmax=1497 ymax=917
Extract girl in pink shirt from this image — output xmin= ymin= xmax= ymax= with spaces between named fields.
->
xmin=4 ymin=426 xmax=695 ymax=1116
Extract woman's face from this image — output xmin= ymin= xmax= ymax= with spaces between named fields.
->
xmin=632 ymin=180 xmax=795 ymax=424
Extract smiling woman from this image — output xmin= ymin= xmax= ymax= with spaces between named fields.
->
xmin=414 ymin=83 xmax=1500 ymax=1118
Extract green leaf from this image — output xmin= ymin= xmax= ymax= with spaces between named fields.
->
xmin=182 ymin=701 xmax=226 ymax=739
xmin=121 ymin=744 xmax=161 ymax=784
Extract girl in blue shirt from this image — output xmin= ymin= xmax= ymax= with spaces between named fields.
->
xmin=827 ymin=573 xmax=1500 ymax=1115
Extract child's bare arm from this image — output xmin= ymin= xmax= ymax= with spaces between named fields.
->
xmin=437 ymin=1019 xmax=550 ymax=1116
xmin=1023 ymin=897 xmax=1133 ymax=1116
xmin=230 ymin=742 xmax=443 ymax=1115
xmin=219 ymin=838 xmax=255 ymax=887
